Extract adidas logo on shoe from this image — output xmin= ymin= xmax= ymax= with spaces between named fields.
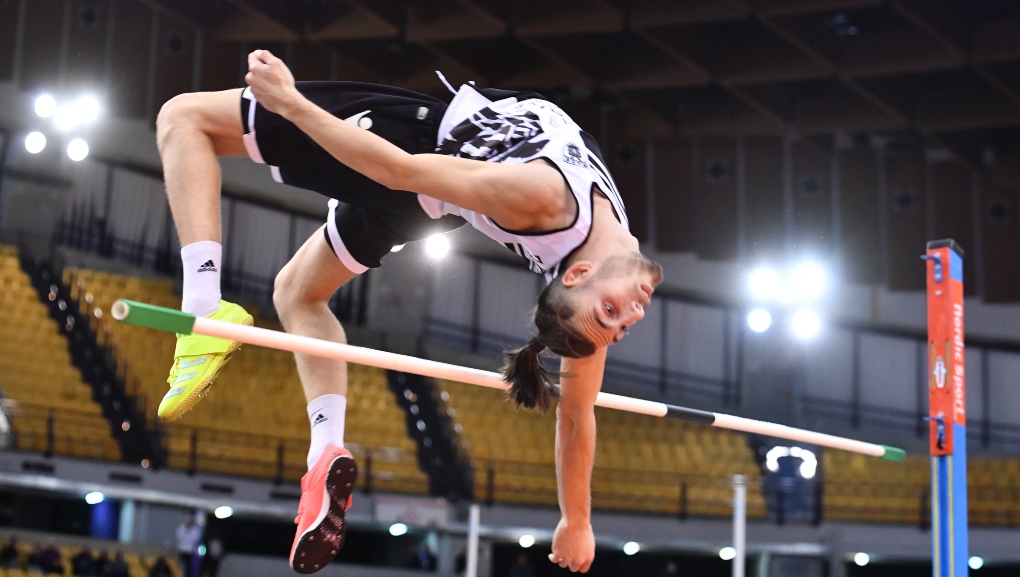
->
xmin=197 ymin=260 xmax=217 ymax=273
xmin=312 ymin=413 xmax=328 ymax=426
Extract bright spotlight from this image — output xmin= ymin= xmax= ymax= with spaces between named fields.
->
xmin=35 ymin=94 xmax=56 ymax=118
xmin=793 ymin=261 xmax=828 ymax=300
xmin=790 ymin=309 xmax=821 ymax=340
xmin=518 ymin=534 xmax=535 ymax=548
xmin=747 ymin=266 xmax=778 ymax=301
xmin=622 ymin=542 xmax=640 ymax=556
xmin=25 ymin=131 xmax=46 ymax=154
xmin=390 ymin=244 xmax=405 ymax=253
xmin=84 ymin=491 xmax=104 ymax=505
xmin=388 ymin=522 xmax=408 ymax=537
xmin=719 ymin=546 xmax=736 ymax=561
xmin=67 ymin=138 xmax=89 ymax=161
xmin=197 ymin=545 xmax=207 ymax=556
xmin=853 ymin=552 xmax=870 ymax=566
xmin=747 ymin=309 xmax=772 ymax=333
xmin=213 ymin=506 xmax=233 ymax=519
xmin=75 ymin=95 xmax=101 ymax=123
xmin=424 ymin=234 xmax=450 ymax=259
xmin=54 ymin=104 xmax=77 ymax=131
xmin=969 ymin=556 xmax=984 ymax=570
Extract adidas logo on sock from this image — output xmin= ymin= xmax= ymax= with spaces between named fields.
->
xmin=197 ymin=260 xmax=217 ymax=273
xmin=312 ymin=413 xmax=328 ymax=426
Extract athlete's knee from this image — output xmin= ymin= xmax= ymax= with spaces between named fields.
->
xmin=273 ymin=262 xmax=318 ymax=317
xmin=156 ymin=93 xmax=203 ymax=151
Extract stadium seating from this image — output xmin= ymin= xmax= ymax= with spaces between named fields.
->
xmin=824 ymin=449 xmax=1020 ymax=526
xmin=64 ymin=267 xmax=427 ymax=493
xmin=0 ymin=535 xmax=181 ymax=577
xmin=0 ymin=247 xmax=120 ymax=461
xmin=436 ymin=379 xmax=766 ymax=517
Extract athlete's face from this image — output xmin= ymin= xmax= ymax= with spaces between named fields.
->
xmin=561 ymin=254 xmax=663 ymax=348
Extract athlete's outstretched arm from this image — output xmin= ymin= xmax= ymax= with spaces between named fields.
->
xmin=548 ymin=349 xmax=605 ymax=573
xmin=244 ymin=50 xmax=567 ymax=232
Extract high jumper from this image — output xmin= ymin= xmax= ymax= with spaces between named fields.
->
xmin=156 ymin=48 xmax=661 ymax=573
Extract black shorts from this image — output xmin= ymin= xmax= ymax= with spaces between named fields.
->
xmin=240 ymin=81 xmax=465 ymax=273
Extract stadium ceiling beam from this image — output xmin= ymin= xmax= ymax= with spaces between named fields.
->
xmin=307 ymin=1 xmax=399 ymax=42
xmin=754 ymin=0 xmax=883 ymax=18
xmin=130 ymin=0 xmax=215 ymax=29
xmin=629 ymin=0 xmax=749 ymax=27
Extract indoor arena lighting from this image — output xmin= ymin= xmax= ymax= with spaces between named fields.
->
xmin=790 ymin=309 xmax=822 ymax=340
xmin=390 ymin=243 xmax=405 ymax=253
xmin=54 ymin=104 xmax=78 ymax=131
xmin=34 ymin=94 xmax=56 ymax=118
xmin=518 ymin=534 xmax=535 ymax=548
xmin=747 ymin=266 xmax=778 ymax=301
xmin=719 ymin=547 xmax=736 ymax=561
xmin=853 ymin=553 xmax=870 ymax=566
xmin=746 ymin=308 xmax=772 ymax=333
xmin=969 ymin=556 xmax=984 ymax=570
xmin=622 ymin=542 xmax=640 ymax=556
xmin=75 ymin=95 xmax=102 ymax=124
xmin=388 ymin=522 xmax=408 ymax=537
xmin=84 ymin=491 xmax=104 ymax=505
xmin=792 ymin=260 xmax=828 ymax=300
xmin=424 ymin=234 xmax=450 ymax=259
xmin=67 ymin=138 xmax=89 ymax=162
xmin=213 ymin=506 xmax=233 ymax=519
xmin=764 ymin=446 xmax=817 ymax=479
xmin=24 ymin=131 xmax=46 ymax=154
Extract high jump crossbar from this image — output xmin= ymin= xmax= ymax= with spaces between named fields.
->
xmin=111 ymin=299 xmax=905 ymax=461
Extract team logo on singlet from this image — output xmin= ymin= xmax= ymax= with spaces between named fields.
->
xmin=437 ymin=108 xmax=545 ymax=161
xmin=562 ymin=143 xmax=587 ymax=168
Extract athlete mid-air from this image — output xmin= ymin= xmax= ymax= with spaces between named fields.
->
xmin=155 ymin=49 xmax=662 ymax=573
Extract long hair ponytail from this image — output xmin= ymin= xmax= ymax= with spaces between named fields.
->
xmin=500 ymin=280 xmax=597 ymax=413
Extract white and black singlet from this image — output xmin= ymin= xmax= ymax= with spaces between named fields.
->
xmin=240 ymin=80 xmax=626 ymax=279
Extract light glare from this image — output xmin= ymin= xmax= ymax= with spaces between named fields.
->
xmin=84 ymin=491 xmax=104 ymax=505
xmin=747 ymin=309 xmax=772 ymax=333
xmin=25 ymin=132 xmax=46 ymax=154
xmin=67 ymin=139 xmax=89 ymax=161
xmin=854 ymin=553 xmax=870 ymax=566
xmin=518 ymin=534 xmax=535 ymax=548
xmin=790 ymin=309 xmax=821 ymax=340
xmin=424 ymin=234 xmax=450 ymax=259
xmin=969 ymin=556 xmax=984 ymax=570
xmin=747 ymin=266 xmax=778 ymax=301
xmin=719 ymin=547 xmax=736 ymax=561
xmin=793 ymin=261 xmax=828 ymax=300
xmin=213 ymin=506 xmax=233 ymax=519
xmin=390 ymin=244 xmax=405 ymax=253
xmin=622 ymin=542 xmax=639 ymax=556
xmin=75 ymin=95 xmax=101 ymax=123
xmin=389 ymin=522 xmax=408 ymax=537
xmin=54 ymin=105 xmax=77 ymax=131
xmin=35 ymin=94 xmax=56 ymax=118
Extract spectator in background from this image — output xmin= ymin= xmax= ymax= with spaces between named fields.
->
xmin=508 ymin=553 xmax=534 ymax=577
xmin=659 ymin=560 xmax=679 ymax=577
xmin=0 ymin=537 xmax=20 ymax=569
xmin=28 ymin=541 xmax=62 ymax=574
xmin=175 ymin=515 xmax=202 ymax=577
xmin=93 ymin=551 xmax=109 ymax=576
xmin=103 ymin=552 xmax=129 ymax=577
xmin=405 ymin=543 xmax=436 ymax=571
xmin=71 ymin=547 xmax=97 ymax=576
xmin=148 ymin=557 xmax=173 ymax=577
xmin=202 ymin=538 xmax=222 ymax=577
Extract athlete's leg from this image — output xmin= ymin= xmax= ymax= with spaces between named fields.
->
xmin=273 ymin=226 xmax=359 ymax=404
xmin=155 ymin=89 xmax=255 ymax=421
xmin=275 ymin=228 xmax=360 ymax=573
xmin=156 ymin=89 xmax=246 ymax=246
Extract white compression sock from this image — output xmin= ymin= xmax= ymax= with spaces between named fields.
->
xmin=180 ymin=240 xmax=222 ymax=317
xmin=307 ymin=394 xmax=347 ymax=469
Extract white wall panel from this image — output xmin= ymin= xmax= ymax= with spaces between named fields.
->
xmin=987 ymin=351 xmax=1020 ymax=425
xmin=664 ymin=301 xmax=725 ymax=380
xmin=803 ymin=329 xmax=855 ymax=402
xmin=477 ymin=262 xmax=536 ymax=342
xmin=227 ymin=203 xmax=290 ymax=280
xmin=607 ymin=297 xmax=663 ymax=368
xmin=428 ymin=255 xmax=474 ymax=327
xmin=859 ymin=334 xmax=917 ymax=412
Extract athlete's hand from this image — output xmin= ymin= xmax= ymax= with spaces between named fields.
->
xmin=548 ymin=517 xmax=595 ymax=573
xmin=245 ymin=49 xmax=302 ymax=116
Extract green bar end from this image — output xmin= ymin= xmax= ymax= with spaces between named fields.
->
xmin=111 ymin=300 xmax=196 ymax=335
xmin=881 ymin=446 xmax=907 ymax=462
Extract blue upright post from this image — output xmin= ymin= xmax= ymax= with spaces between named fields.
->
xmin=925 ymin=240 xmax=968 ymax=577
